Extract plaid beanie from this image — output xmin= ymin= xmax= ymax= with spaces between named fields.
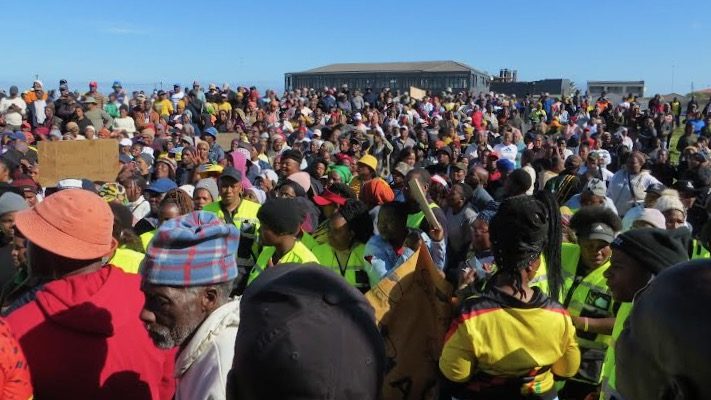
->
xmin=611 ymin=227 xmax=690 ymax=274
xmin=141 ymin=211 xmax=240 ymax=286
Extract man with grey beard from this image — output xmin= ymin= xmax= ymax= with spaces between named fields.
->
xmin=140 ymin=211 xmax=240 ymax=400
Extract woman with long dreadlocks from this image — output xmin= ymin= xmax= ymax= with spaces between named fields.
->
xmin=440 ymin=194 xmax=580 ymax=399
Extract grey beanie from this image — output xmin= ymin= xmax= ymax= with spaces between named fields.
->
xmin=0 ymin=192 xmax=28 ymax=216
xmin=195 ymin=178 xmax=219 ymax=202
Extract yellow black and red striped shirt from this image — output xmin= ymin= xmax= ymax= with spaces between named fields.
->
xmin=439 ymin=287 xmax=580 ymax=397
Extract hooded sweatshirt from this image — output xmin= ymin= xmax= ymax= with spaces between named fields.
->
xmin=6 ymin=266 xmax=175 ymax=400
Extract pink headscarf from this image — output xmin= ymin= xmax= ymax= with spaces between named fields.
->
xmin=229 ymin=151 xmax=252 ymax=190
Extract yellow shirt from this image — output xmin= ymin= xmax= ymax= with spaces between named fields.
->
xmin=440 ymin=288 xmax=580 ymax=396
xmin=155 ymin=99 xmax=174 ymax=117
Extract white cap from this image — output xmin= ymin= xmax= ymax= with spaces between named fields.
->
xmin=178 ymin=184 xmax=195 ymax=198
xmin=119 ymin=138 xmax=132 ymax=147
xmin=57 ymin=179 xmax=83 ymax=190
xmin=312 ymin=129 xmax=321 ymax=138
xmin=141 ymin=147 xmax=154 ymax=156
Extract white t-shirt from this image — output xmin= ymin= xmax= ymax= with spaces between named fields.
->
xmin=170 ymin=91 xmax=185 ymax=108
xmin=0 ymin=97 xmax=26 ymax=126
xmin=113 ymin=117 xmax=137 ymax=134
xmin=493 ymin=143 xmax=518 ymax=162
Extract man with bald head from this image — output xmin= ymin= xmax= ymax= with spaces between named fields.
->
xmin=465 ymin=166 xmax=494 ymax=212
xmin=616 ymin=260 xmax=711 ymax=400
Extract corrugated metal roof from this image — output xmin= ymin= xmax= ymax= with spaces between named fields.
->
xmin=296 ymin=60 xmax=486 ymax=75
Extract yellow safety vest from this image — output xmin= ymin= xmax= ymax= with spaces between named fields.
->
xmin=406 ymin=203 xmax=439 ymax=229
xmin=109 ymin=247 xmax=145 ymax=274
xmin=139 ymin=230 xmax=155 ymax=252
xmin=563 ymin=254 xmax=615 ymax=385
xmin=599 ymin=302 xmax=632 ymax=400
xmin=530 ymin=242 xmax=579 ymax=302
xmin=203 ymin=199 xmax=261 ymax=267
xmin=301 ymin=230 xmax=322 ymax=251
xmin=690 ymin=239 xmax=710 ymax=259
xmin=312 ymin=242 xmax=370 ymax=293
xmin=248 ymin=241 xmax=318 ymax=284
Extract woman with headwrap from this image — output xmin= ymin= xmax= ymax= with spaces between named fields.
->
xmin=327 ymin=164 xmax=352 ymax=187
xmin=227 ymin=151 xmax=252 ymax=190
xmin=440 ymin=194 xmax=580 ymax=400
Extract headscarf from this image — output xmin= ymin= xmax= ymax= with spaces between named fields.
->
xmin=247 ymin=187 xmax=267 ymax=205
xmin=328 ymin=165 xmax=352 ymax=184
xmin=98 ymin=183 xmax=128 ymax=205
xmin=360 ymin=178 xmax=395 ymax=207
xmin=229 ymin=151 xmax=252 ymax=190
xmin=321 ymin=141 xmax=335 ymax=154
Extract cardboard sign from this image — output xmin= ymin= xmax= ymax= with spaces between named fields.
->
xmin=366 ymin=245 xmax=453 ymax=400
xmin=38 ymin=139 xmax=120 ymax=187
xmin=407 ymin=178 xmax=442 ymax=231
xmin=409 ymin=86 xmax=426 ymax=101
xmin=216 ymin=132 xmax=241 ymax=150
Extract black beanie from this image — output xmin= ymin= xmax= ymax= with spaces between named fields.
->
xmin=257 ymin=198 xmax=305 ymax=235
xmin=611 ymin=227 xmax=691 ymax=274
xmin=281 ymin=149 xmax=304 ymax=164
xmin=231 ymin=263 xmax=385 ymax=399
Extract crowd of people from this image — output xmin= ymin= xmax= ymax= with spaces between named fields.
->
xmin=0 ymin=78 xmax=709 ymax=399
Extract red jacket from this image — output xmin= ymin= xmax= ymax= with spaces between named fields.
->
xmin=6 ymin=266 xmax=175 ymax=400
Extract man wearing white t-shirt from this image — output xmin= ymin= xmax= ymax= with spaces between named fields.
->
xmin=493 ymin=130 xmax=517 ymax=163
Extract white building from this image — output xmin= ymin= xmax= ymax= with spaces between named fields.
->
xmin=587 ymin=81 xmax=645 ymax=101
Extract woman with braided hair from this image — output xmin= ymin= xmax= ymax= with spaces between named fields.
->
xmin=139 ymin=188 xmax=195 ymax=250
xmin=440 ymin=194 xmax=580 ymax=400
xmin=159 ymin=187 xmax=195 ymax=219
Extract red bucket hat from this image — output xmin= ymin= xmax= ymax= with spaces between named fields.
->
xmin=14 ymin=189 xmax=117 ymax=260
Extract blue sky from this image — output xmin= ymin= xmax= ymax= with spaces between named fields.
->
xmin=4 ymin=0 xmax=710 ymax=95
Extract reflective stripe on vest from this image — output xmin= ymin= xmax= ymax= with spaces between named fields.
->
xmin=312 ymin=242 xmax=370 ymax=292
xmin=248 ymin=241 xmax=318 ymax=285
xmin=599 ymin=302 xmax=632 ymax=400
xmin=140 ymin=230 xmax=155 ymax=252
xmin=530 ymin=242 xmax=579 ymax=302
xmin=691 ymin=239 xmax=710 ymax=259
xmin=565 ymin=260 xmax=614 ymax=350
xmin=406 ymin=203 xmax=439 ymax=229
xmin=564 ymin=258 xmax=614 ymax=385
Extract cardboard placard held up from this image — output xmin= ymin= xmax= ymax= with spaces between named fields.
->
xmin=216 ymin=133 xmax=241 ymax=150
xmin=38 ymin=139 xmax=120 ymax=187
xmin=407 ymin=178 xmax=442 ymax=231
xmin=409 ymin=86 xmax=426 ymax=101
xmin=366 ymin=245 xmax=453 ymax=400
